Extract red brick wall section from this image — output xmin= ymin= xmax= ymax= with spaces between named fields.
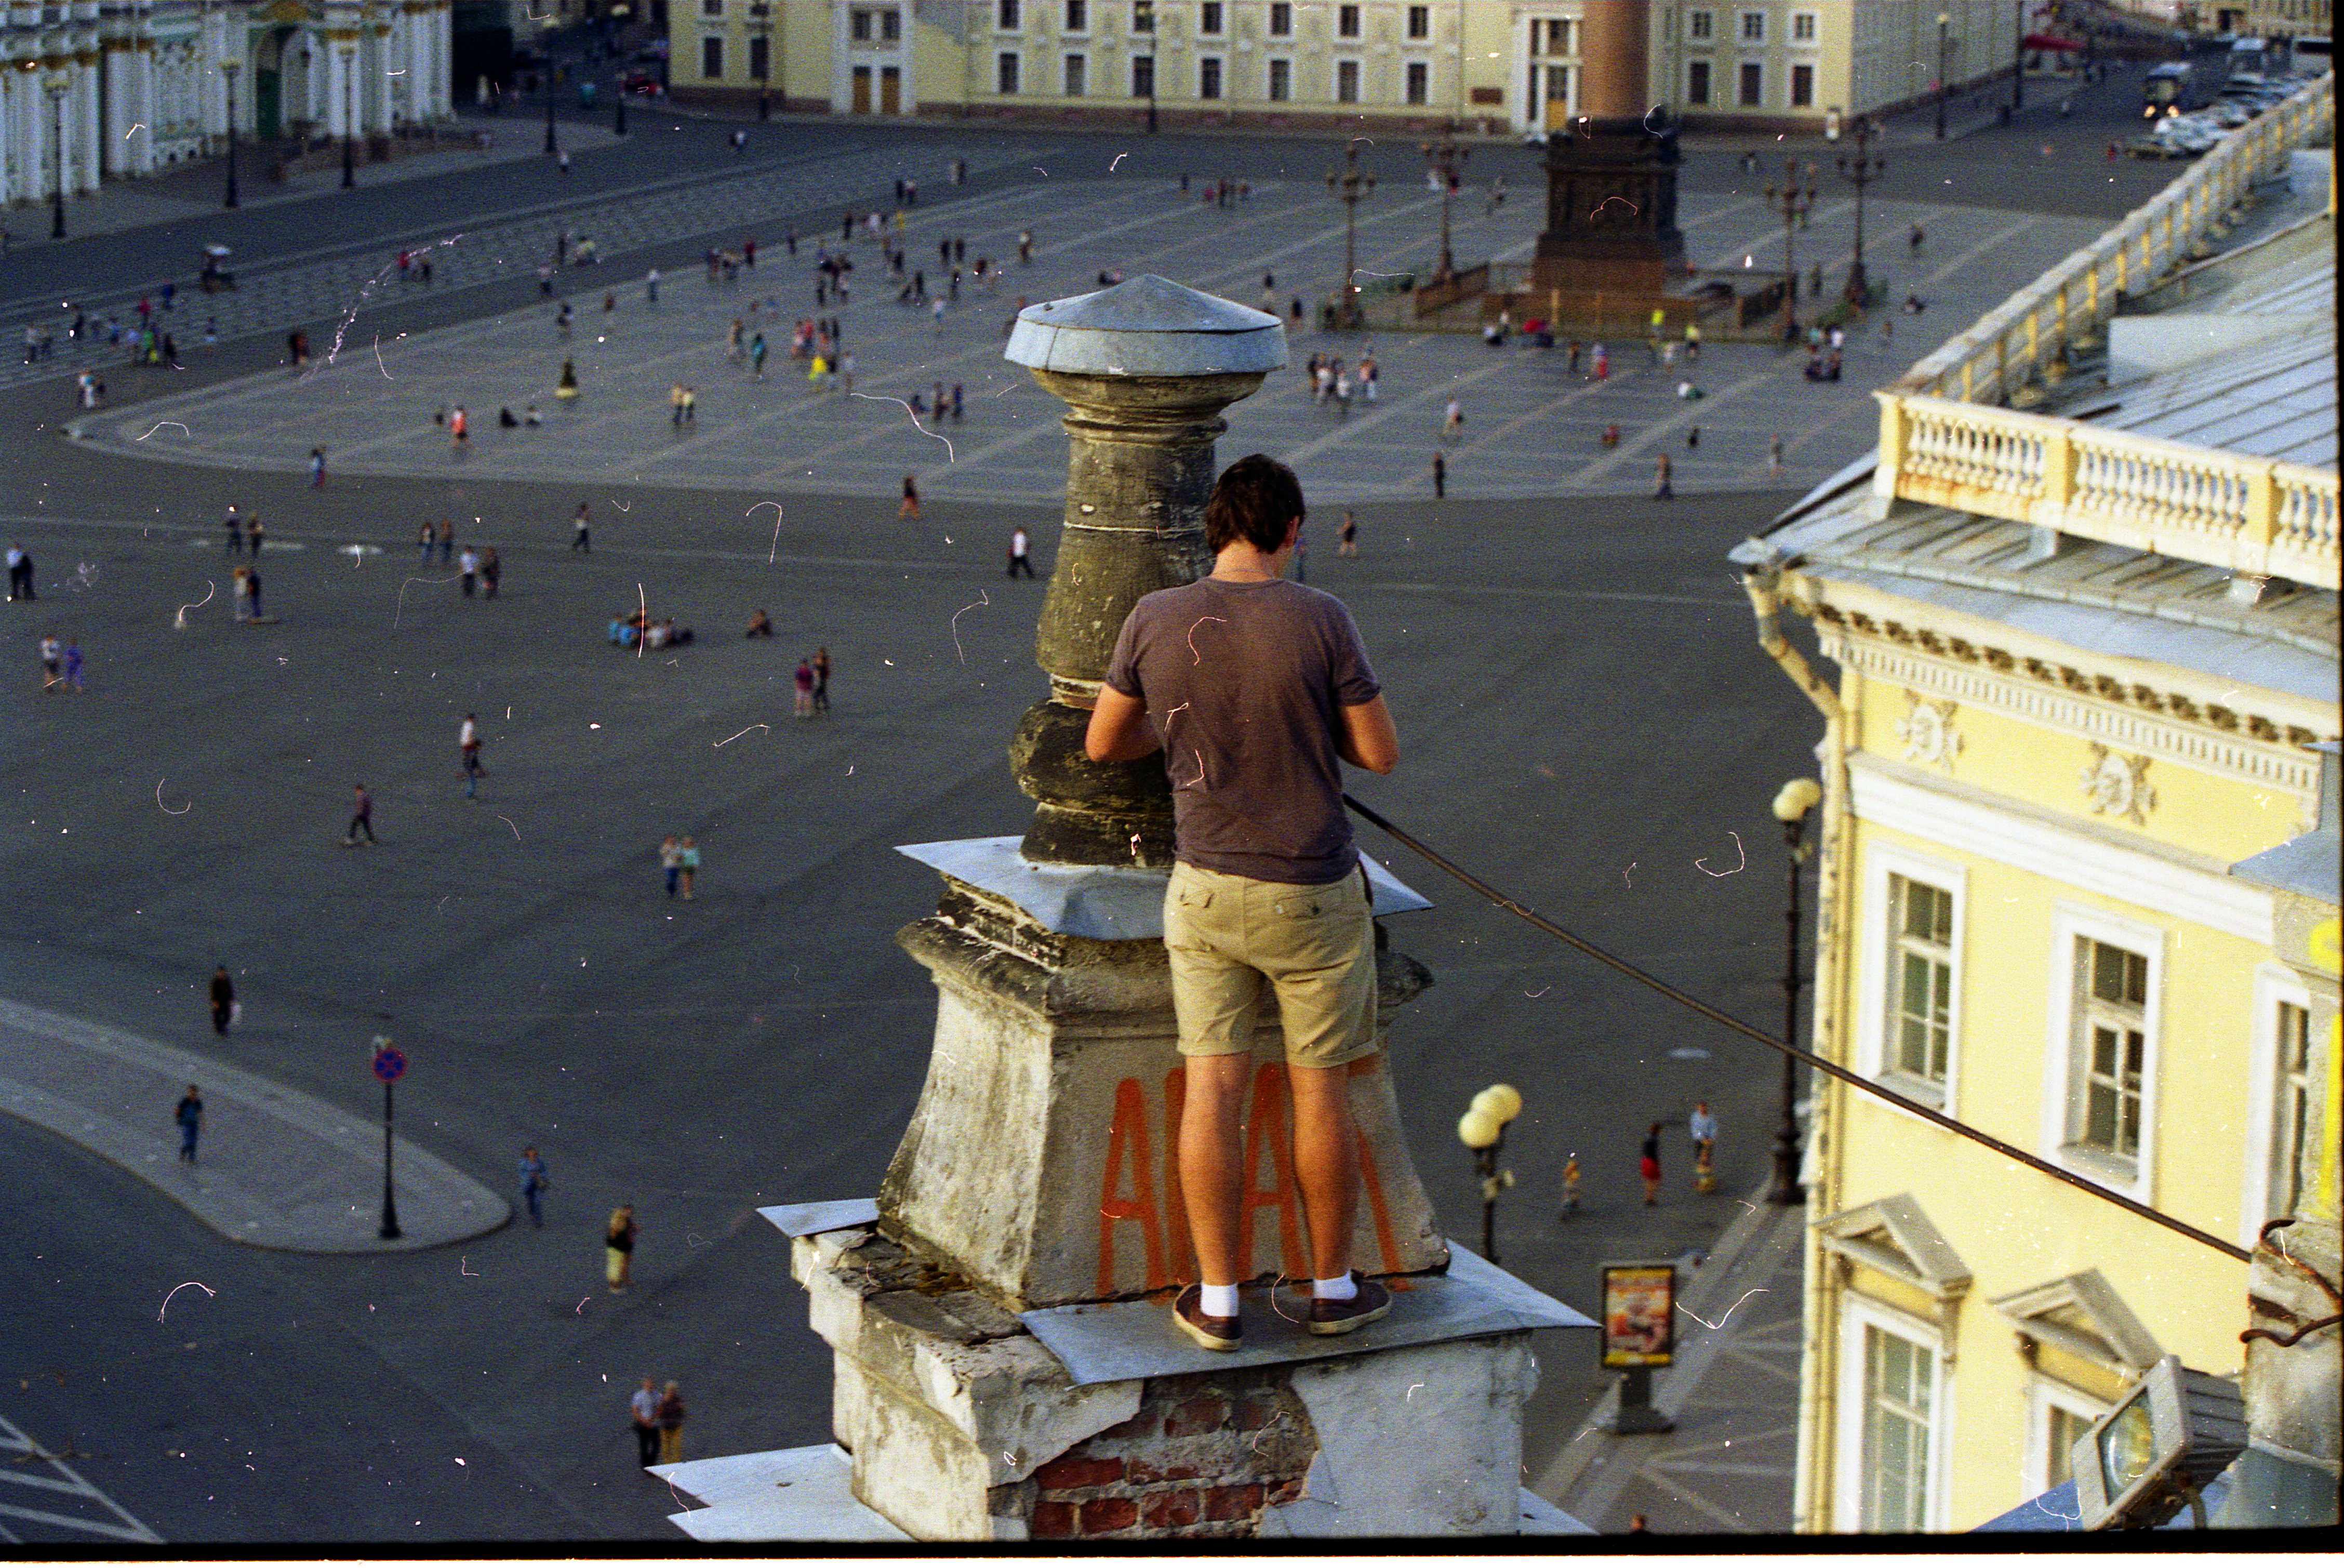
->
xmin=1023 ymin=1371 xmax=1316 ymax=1540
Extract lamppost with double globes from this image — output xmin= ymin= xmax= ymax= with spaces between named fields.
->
xmin=1456 ymin=1084 xmax=1522 ymax=1264
xmin=1420 ymin=136 xmax=1468 ymax=282
xmin=1764 ymin=160 xmax=1817 ymax=343
xmin=46 ymin=71 xmax=70 ymax=240
xmin=220 ymin=57 xmax=241 ymax=209
xmin=1936 ymin=11 xmax=1953 ymax=141
xmin=1767 ymin=778 xmax=1822 ymax=1205
xmin=340 ymin=45 xmax=358 ymax=189
xmin=1827 ymin=114 xmax=1886 ymax=307
xmin=1325 ymin=137 xmax=1377 ymax=328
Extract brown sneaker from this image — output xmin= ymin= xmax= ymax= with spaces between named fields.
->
xmin=1307 ymin=1274 xmax=1391 ymax=1336
xmin=1174 ymin=1284 xmax=1243 ymax=1352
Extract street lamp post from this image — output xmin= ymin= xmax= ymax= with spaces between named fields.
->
xmin=1767 ymin=779 xmax=1822 ymax=1205
xmin=543 ymin=20 xmax=559 ymax=155
xmin=751 ymin=1 xmax=771 ymax=121
xmin=341 ymin=47 xmax=357 ymax=188
xmin=1456 ymin=1084 xmax=1522 ymax=1264
xmin=1325 ymin=137 xmax=1376 ymax=329
xmin=1763 ymin=159 xmax=1817 ymax=343
xmin=1829 ymin=116 xmax=1885 ymax=307
xmin=46 ymin=74 xmax=69 ymax=240
xmin=1420 ymin=137 xmax=1468 ymax=282
xmin=1936 ymin=11 xmax=1952 ymax=140
xmin=220 ymin=58 xmax=241 ymax=209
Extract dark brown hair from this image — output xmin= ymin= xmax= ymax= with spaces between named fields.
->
xmin=1205 ymin=454 xmax=1305 ymax=555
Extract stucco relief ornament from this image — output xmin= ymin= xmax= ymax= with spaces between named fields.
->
xmin=1895 ymin=691 xmax=1963 ymax=773
xmin=2081 ymin=743 xmax=2157 ymax=825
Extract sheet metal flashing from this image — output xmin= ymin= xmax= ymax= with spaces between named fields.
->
xmin=758 ymin=1198 xmax=880 ymax=1238
xmin=1018 ymin=1243 xmax=1594 ymax=1388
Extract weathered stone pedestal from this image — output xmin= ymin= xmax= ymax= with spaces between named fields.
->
xmin=657 ymin=277 xmax=1595 ymax=1542
xmin=1529 ymin=0 xmax=1686 ymax=304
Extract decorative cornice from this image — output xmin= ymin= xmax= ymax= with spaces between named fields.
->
xmin=1820 ymin=618 xmax=2324 ymax=797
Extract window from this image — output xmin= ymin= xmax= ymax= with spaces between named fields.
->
xmin=1888 ymin=875 xmax=1954 ymax=1088
xmin=882 ymin=7 xmax=900 ymax=40
xmin=1133 ymin=1 xmax=1153 ymax=32
xmin=2045 ymin=1401 xmax=2092 ymax=1491
xmin=2270 ymin=999 xmax=2311 ymax=1217
xmin=1688 ymin=8 xmax=1714 ymax=41
xmin=1199 ymin=1 xmax=1222 ymax=34
xmin=1862 ymin=1325 xmax=1934 ymax=1532
xmin=997 ymin=0 xmax=1021 ymax=29
xmin=1065 ymin=0 xmax=1087 ymax=29
xmin=701 ymin=35 xmax=724 ymax=76
xmin=1740 ymin=9 xmax=1766 ymax=42
xmin=1131 ymin=52 xmax=1154 ymax=96
xmin=1337 ymin=4 xmax=1361 ymax=38
xmin=1198 ymin=55 xmax=1221 ymax=98
xmin=1268 ymin=1 xmax=1291 ymax=36
xmin=1406 ymin=4 xmax=1429 ymax=40
xmin=701 ymin=0 xmax=721 ymax=14
xmin=1405 ymin=58 xmax=1428 ymax=103
xmin=749 ymin=34 xmax=768 ymax=78
xmin=996 ymin=49 xmax=1021 ymax=93
xmin=1537 ymin=17 xmax=1575 ymax=53
xmin=1336 ymin=57 xmax=1360 ymax=101
xmin=2076 ymin=939 xmax=2148 ymax=1161
xmin=1738 ymin=60 xmax=1763 ymax=105
xmin=850 ymin=7 xmax=871 ymax=39
xmin=1267 ymin=56 xmax=1290 ymax=100
xmin=1791 ymin=61 xmax=1814 ymax=105
xmin=1792 ymin=9 xmax=1819 ymax=43
xmin=1063 ymin=51 xmax=1086 ymax=95
xmin=1686 ymin=59 xmax=1711 ymax=103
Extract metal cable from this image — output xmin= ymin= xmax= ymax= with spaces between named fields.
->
xmin=1344 ymin=793 xmax=2254 ymax=1265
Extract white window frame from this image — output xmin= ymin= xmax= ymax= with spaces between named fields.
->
xmin=1404 ymin=57 xmax=1429 ymax=104
xmin=2241 ymin=963 xmax=2315 ymax=1244
xmin=1685 ymin=57 xmax=1712 ymax=103
xmin=1268 ymin=0 xmax=1291 ymax=37
xmin=1835 ymin=1295 xmax=1952 ymax=1534
xmin=995 ymin=48 xmax=1021 ymax=94
xmin=1739 ymin=8 xmax=1767 ymax=44
xmin=1197 ymin=53 xmax=1221 ymax=99
xmin=1335 ymin=56 xmax=1360 ymax=102
xmin=2025 ymin=1377 xmax=2108 ymax=1499
xmin=2041 ymin=904 xmax=2167 ymax=1206
xmin=1737 ymin=57 xmax=1764 ymax=106
xmin=1198 ymin=0 xmax=1223 ymax=36
xmin=1336 ymin=3 xmax=1362 ymax=40
xmin=1266 ymin=55 xmax=1291 ymax=100
xmin=1790 ymin=59 xmax=1815 ymax=107
xmin=1857 ymin=844 xmax=1967 ymax=1118
xmin=1063 ymin=0 xmax=1088 ymax=33
xmin=1406 ymin=3 xmax=1430 ymax=41
xmin=1791 ymin=9 xmax=1820 ymax=44
xmin=701 ymin=34 xmax=724 ymax=77
xmin=1687 ymin=8 xmax=1714 ymax=42
xmin=1062 ymin=49 xmax=1086 ymax=95
xmin=996 ymin=0 xmax=1021 ymax=32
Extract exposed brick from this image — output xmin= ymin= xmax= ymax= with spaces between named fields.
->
xmin=1029 ymin=1501 xmax=1075 ymax=1539
xmin=1234 ymin=1393 xmax=1281 ymax=1431
xmin=1204 ymin=1482 xmax=1264 ymax=1522
xmin=1266 ymin=1476 xmax=1304 ymax=1506
xmin=1078 ymin=1495 xmax=1139 ymax=1535
xmin=1141 ymin=1487 xmax=1204 ymax=1530
xmin=1163 ymin=1396 xmax=1229 ymax=1438
xmin=1032 ymin=1454 xmax=1125 ymax=1491
xmin=1125 ymin=1456 xmax=1204 ymax=1485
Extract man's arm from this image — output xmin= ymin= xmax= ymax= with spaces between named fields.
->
xmin=1337 ymin=696 xmax=1400 ymax=775
xmin=1084 ymin=685 xmax=1162 ymax=764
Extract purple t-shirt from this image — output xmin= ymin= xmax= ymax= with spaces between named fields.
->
xmin=1103 ymin=576 xmax=1381 ymax=885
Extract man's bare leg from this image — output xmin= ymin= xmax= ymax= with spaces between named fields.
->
xmin=1178 ymin=1053 xmax=1254 ymax=1287
xmin=1287 ymin=1062 xmax=1361 ymax=1283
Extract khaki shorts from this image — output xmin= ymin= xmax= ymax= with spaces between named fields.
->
xmin=1163 ymin=860 xmax=1379 ymax=1069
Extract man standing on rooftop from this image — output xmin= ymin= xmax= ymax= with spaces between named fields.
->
xmin=1085 ymin=454 xmax=1401 ymax=1353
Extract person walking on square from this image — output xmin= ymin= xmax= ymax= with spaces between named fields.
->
xmin=629 ymin=1377 xmax=661 ymax=1465
xmin=449 ymin=405 xmax=469 ymax=449
xmin=1441 ymin=397 xmax=1463 ymax=441
xmin=5 ymin=542 xmax=31 ymax=601
xmin=1689 ymin=1100 xmax=1716 ymax=1167
xmin=657 ymin=1382 xmax=687 ymax=1464
xmin=1653 ymin=452 xmax=1673 ymax=500
xmin=677 ymin=836 xmax=699 ymax=900
xmin=482 ymin=548 xmax=501 ymax=600
xmin=812 ymin=647 xmax=831 ymax=712
xmin=437 ymin=520 xmax=454 ymax=564
xmin=1338 ymin=509 xmax=1357 ymax=557
xmin=223 ymin=504 xmax=245 ymax=557
xmin=175 ymin=1084 xmax=205 ymax=1162
xmin=518 ymin=1146 xmax=551 ymax=1227
xmin=247 ymin=514 xmax=265 ymax=555
xmin=343 ymin=783 xmax=376 ymax=846
xmin=209 ymin=965 xmax=235 ymax=1034
xmin=459 ymin=546 xmax=479 ymax=596
xmin=606 ymin=1203 xmax=639 ymax=1291
xmin=460 ymin=712 xmax=486 ymax=797
xmin=1640 ymin=1122 xmax=1663 ymax=1205
xmin=1086 ymin=454 xmax=1401 ymax=1353
xmin=1431 ymin=451 xmax=1446 ymax=500
xmin=571 ymin=503 xmax=591 ymax=553
xmin=58 ymin=641 xmax=82 ymax=693
xmin=670 ymin=383 xmax=685 ymax=427
xmin=899 ymin=474 xmax=921 ymax=521
xmin=419 ymin=521 xmax=435 ymax=561
xmin=309 ymin=448 xmax=326 ymax=488
xmin=1007 ymin=526 xmax=1034 ymax=578
xmin=1560 ymin=1153 xmax=1582 ymax=1219
xmin=793 ymin=658 xmax=816 ymax=720
xmin=660 ymin=834 xmax=683 ymax=897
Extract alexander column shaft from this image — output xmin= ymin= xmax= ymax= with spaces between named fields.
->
xmin=1002 ymin=276 xmax=1287 ymax=865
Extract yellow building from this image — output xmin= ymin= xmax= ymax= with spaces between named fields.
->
xmin=669 ymin=1 xmax=2019 ymax=135
xmin=1732 ymin=80 xmax=2336 ymax=1531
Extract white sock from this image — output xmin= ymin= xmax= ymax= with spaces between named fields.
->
xmin=1315 ymin=1273 xmax=1357 ymax=1302
xmin=1201 ymin=1283 xmax=1242 ymax=1319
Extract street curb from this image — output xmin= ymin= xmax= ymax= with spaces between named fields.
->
xmin=0 ymin=996 xmax=511 ymax=1253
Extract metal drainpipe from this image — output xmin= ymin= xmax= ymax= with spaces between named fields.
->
xmin=1742 ymin=556 xmax=1851 ymax=1535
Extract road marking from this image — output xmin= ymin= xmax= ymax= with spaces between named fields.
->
xmin=0 ymin=1415 xmax=163 ymax=1546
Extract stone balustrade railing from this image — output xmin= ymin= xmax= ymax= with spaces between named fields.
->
xmin=1890 ymin=72 xmax=2333 ymax=407
xmin=1874 ymin=393 xmax=2342 ymax=588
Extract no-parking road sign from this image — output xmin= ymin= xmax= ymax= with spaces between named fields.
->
xmin=372 ymin=1045 xmax=408 ymax=1083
